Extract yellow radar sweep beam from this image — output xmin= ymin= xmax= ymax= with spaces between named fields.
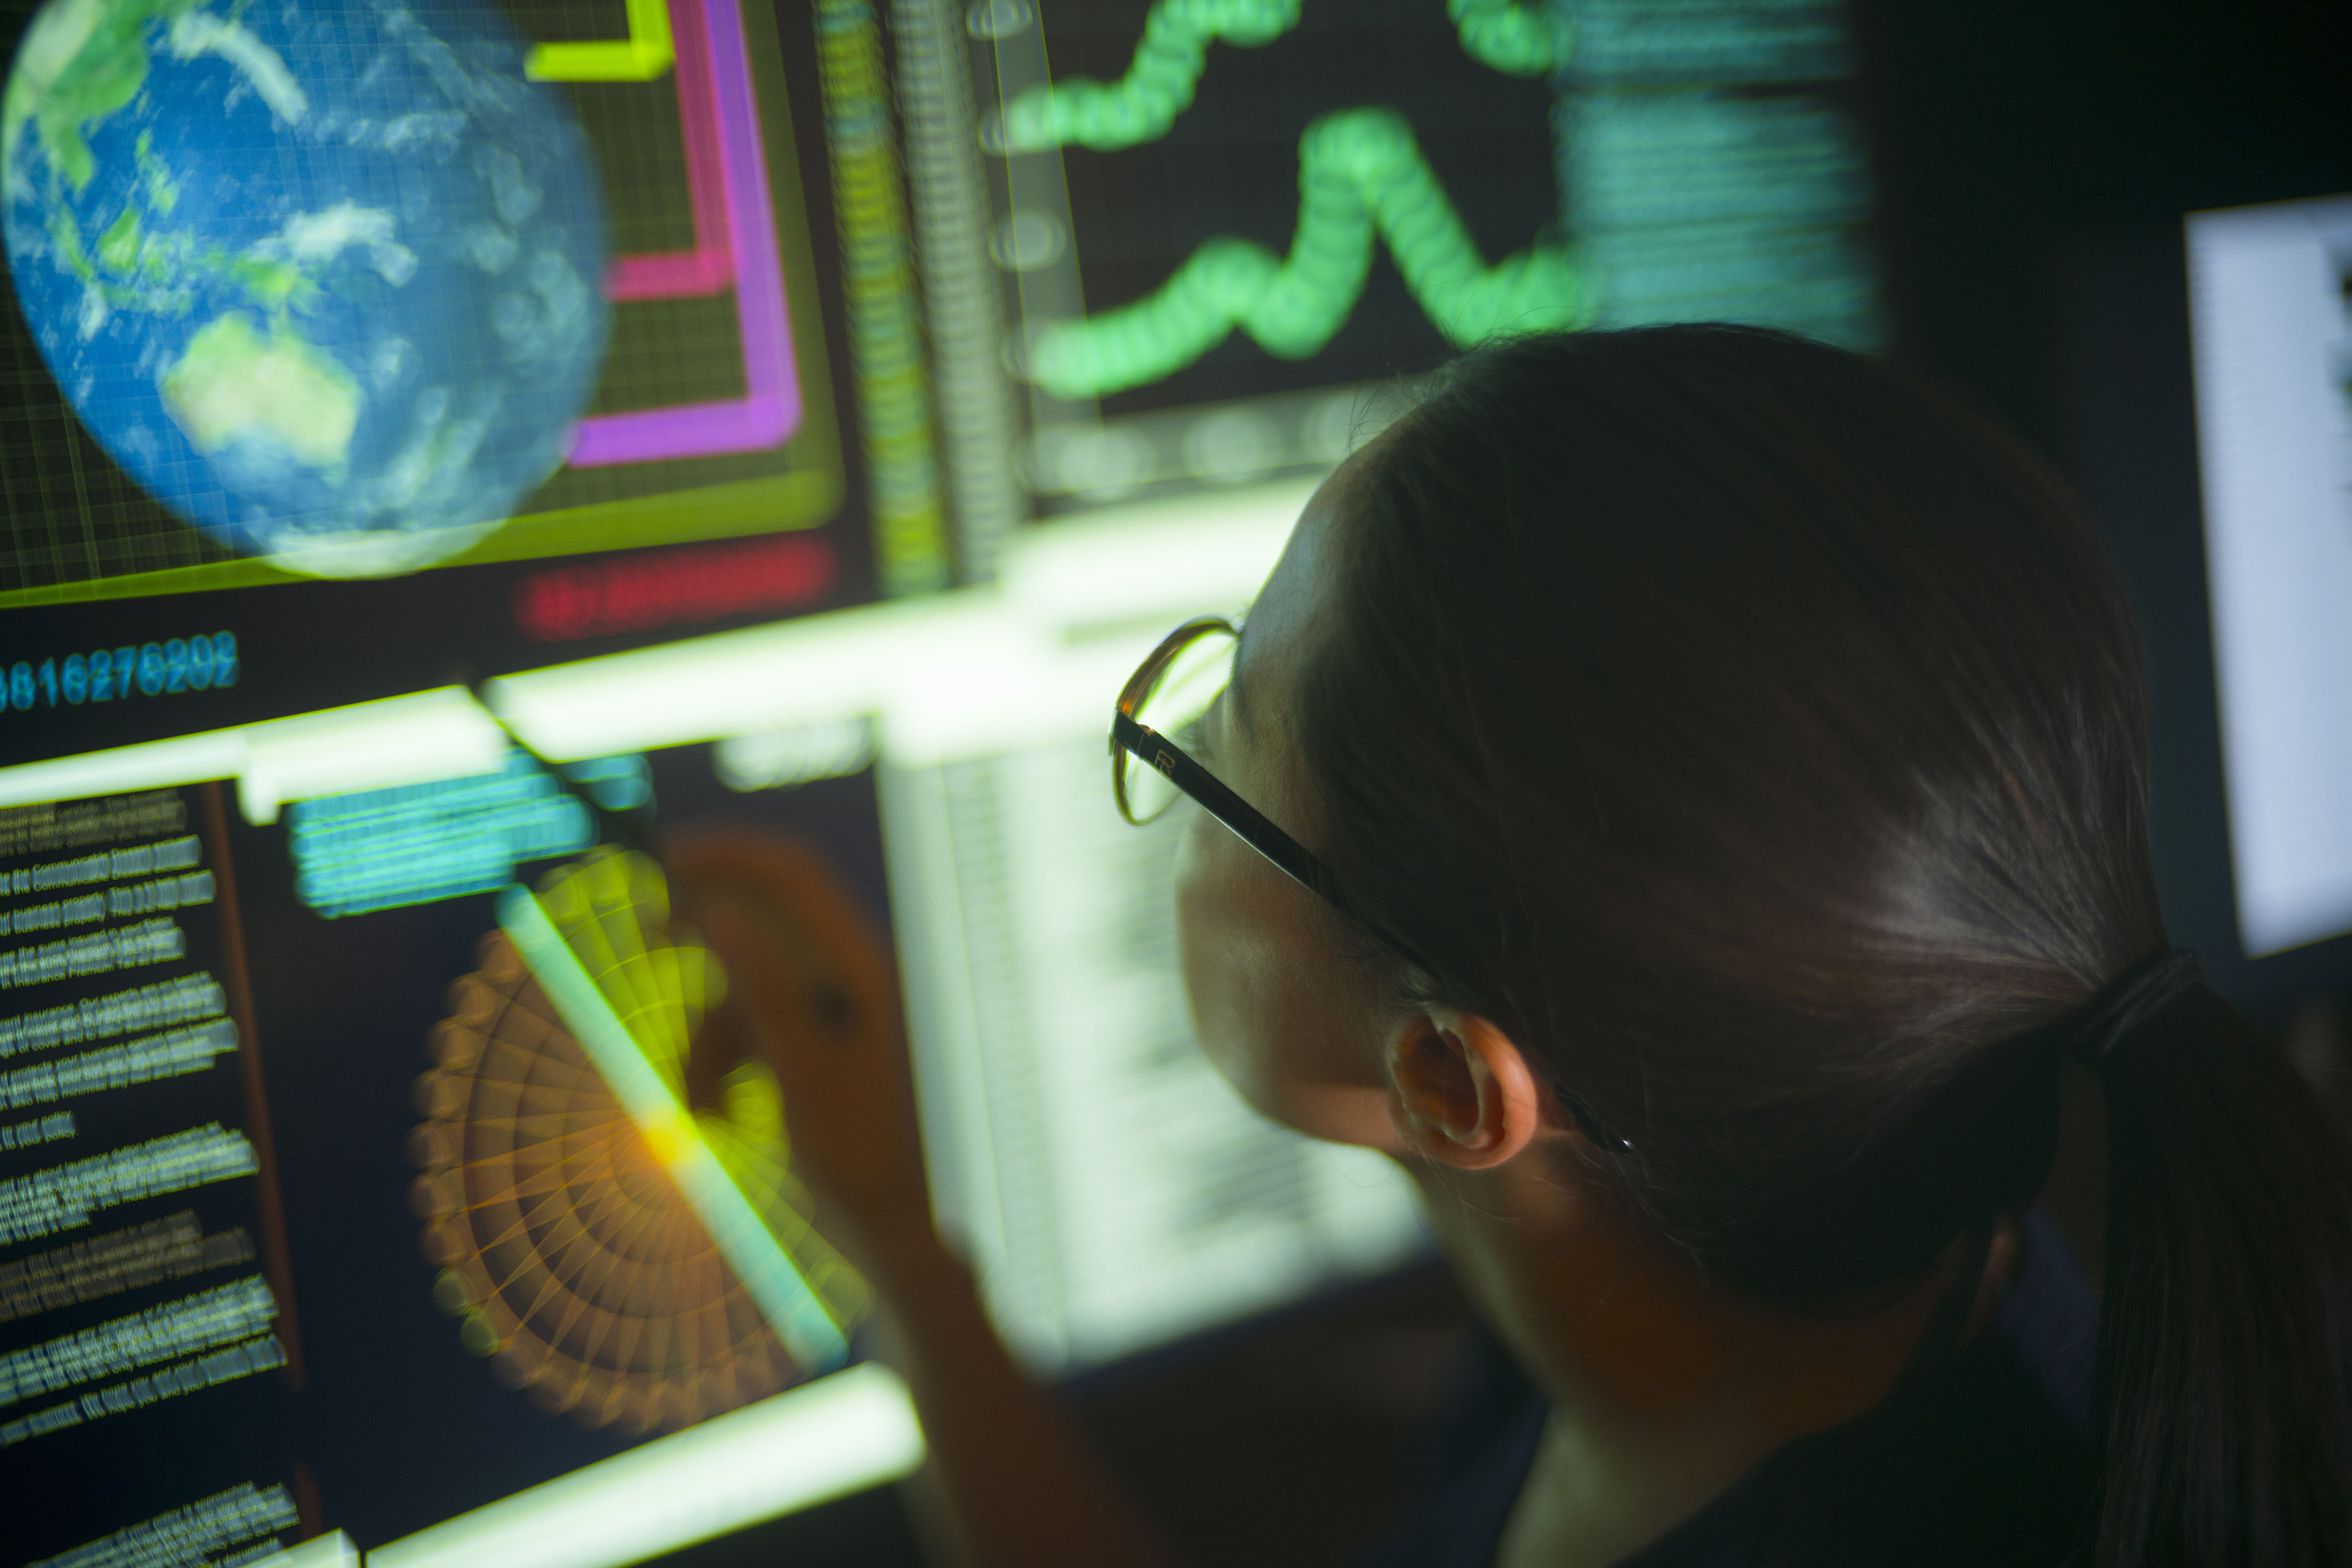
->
xmin=526 ymin=0 xmax=675 ymax=81
xmin=497 ymin=882 xmax=849 ymax=1372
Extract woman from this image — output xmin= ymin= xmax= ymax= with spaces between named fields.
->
xmin=674 ymin=326 xmax=2352 ymax=1567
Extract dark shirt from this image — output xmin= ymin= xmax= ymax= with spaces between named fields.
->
xmin=1356 ymin=1210 xmax=2098 ymax=1568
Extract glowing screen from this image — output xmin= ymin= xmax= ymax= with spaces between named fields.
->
xmin=901 ymin=0 xmax=1879 ymax=562
xmin=0 ymin=0 xmax=1887 ymax=1562
xmin=2187 ymin=191 xmax=2352 ymax=956
xmin=0 ymin=0 xmax=873 ymax=606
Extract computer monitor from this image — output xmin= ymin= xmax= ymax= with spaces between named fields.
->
xmin=2184 ymin=192 xmax=2352 ymax=959
xmin=0 ymin=1 xmax=1886 ymax=1564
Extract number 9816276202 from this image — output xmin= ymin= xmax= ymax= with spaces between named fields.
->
xmin=6 ymin=633 xmax=239 ymax=712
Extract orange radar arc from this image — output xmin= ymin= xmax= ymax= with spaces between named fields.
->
xmin=408 ymin=853 xmax=864 ymax=1434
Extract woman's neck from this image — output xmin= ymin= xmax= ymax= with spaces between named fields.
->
xmin=1408 ymin=1147 xmax=1959 ymax=1567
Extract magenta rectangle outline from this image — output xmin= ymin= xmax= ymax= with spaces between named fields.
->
xmin=567 ymin=0 xmax=802 ymax=466
xmin=603 ymin=0 xmax=733 ymax=303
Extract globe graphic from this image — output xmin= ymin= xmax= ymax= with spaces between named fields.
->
xmin=1 ymin=0 xmax=611 ymax=576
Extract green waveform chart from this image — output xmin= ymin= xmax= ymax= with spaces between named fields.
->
xmin=1025 ymin=107 xmax=1588 ymax=402
xmin=997 ymin=0 xmax=1583 ymax=402
xmin=997 ymin=0 xmax=1558 ymax=154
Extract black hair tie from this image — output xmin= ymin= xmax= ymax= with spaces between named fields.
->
xmin=2066 ymin=948 xmax=2204 ymax=1068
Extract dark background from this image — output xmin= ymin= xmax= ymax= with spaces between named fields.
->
xmin=1046 ymin=0 xmax=1559 ymax=420
xmin=1863 ymin=0 xmax=2352 ymax=1023
xmin=717 ymin=3 xmax=2352 ymax=1564
xmin=6 ymin=0 xmax=2352 ymax=1562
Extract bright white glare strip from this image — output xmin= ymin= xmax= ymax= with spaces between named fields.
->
xmin=274 ymin=1530 xmax=359 ymax=1568
xmin=880 ymin=624 xmax=1159 ymax=769
xmin=238 ymin=688 xmax=507 ymax=825
xmin=0 ymin=729 xmax=248 ymax=814
xmin=714 ymin=719 xmax=876 ymax=791
xmin=366 ymin=1363 xmax=924 ymax=1568
xmin=488 ymin=483 xmax=1304 ymax=766
xmin=497 ymin=884 xmax=846 ymax=1371
xmin=0 ymin=690 xmax=508 ymax=826
xmin=484 ymin=595 xmax=1010 ymax=764
xmin=0 ymin=486 xmax=1306 ymax=810
xmin=997 ymin=477 xmax=1309 ymax=627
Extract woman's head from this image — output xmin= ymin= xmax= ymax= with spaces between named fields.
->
xmin=1175 ymin=326 xmax=2352 ymax=1562
xmin=1181 ymin=326 xmax=2162 ymax=1280
xmin=1297 ymin=325 xmax=2165 ymax=1306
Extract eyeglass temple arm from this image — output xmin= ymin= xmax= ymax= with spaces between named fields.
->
xmin=1114 ymin=716 xmax=1629 ymax=1150
xmin=1112 ymin=714 xmax=1437 ymax=976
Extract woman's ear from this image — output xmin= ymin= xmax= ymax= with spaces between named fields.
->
xmin=1385 ymin=1009 xmax=1544 ymax=1170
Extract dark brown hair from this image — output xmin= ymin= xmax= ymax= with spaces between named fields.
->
xmin=1299 ymin=326 xmax=2352 ymax=1563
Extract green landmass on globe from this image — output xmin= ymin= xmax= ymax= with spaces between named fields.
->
xmin=2 ymin=0 xmax=611 ymax=576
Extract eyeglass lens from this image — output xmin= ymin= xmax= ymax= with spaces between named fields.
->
xmin=1118 ymin=626 xmax=1237 ymax=823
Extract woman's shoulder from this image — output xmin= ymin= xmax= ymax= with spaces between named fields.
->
xmin=1355 ymin=1210 xmax=2099 ymax=1568
xmin=1632 ymin=1207 xmax=2097 ymax=1567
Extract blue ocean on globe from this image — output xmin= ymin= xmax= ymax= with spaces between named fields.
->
xmin=2 ymin=0 xmax=611 ymax=576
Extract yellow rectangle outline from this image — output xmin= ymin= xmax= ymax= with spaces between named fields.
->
xmin=0 ymin=469 xmax=842 ymax=609
xmin=526 ymin=0 xmax=676 ymax=80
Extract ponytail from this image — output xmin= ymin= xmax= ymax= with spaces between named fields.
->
xmin=1292 ymin=325 xmax=2352 ymax=1564
xmin=2094 ymin=984 xmax=2352 ymax=1565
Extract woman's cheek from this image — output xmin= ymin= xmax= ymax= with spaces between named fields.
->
xmin=1174 ymin=808 xmax=1264 ymax=1101
xmin=1172 ymin=807 xmax=1331 ymax=1127
xmin=1173 ymin=811 xmax=1393 ymax=1144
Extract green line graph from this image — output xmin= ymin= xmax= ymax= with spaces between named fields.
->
xmin=1447 ymin=0 xmax=1561 ymax=77
xmin=1025 ymin=107 xmax=1586 ymax=400
xmin=998 ymin=0 xmax=1298 ymax=153
xmin=996 ymin=0 xmax=1557 ymax=154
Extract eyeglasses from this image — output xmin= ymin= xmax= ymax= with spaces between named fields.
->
xmin=1109 ymin=617 xmax=1434 ymax=976
xmin=1112 ymin=619 xmax=1629 ymax=1150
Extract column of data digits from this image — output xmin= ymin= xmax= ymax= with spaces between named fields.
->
xmin=0 ymin=788 xmax=307 ymax=1568
xmin=881 ymin=739 xmax=1428 ymax=1373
